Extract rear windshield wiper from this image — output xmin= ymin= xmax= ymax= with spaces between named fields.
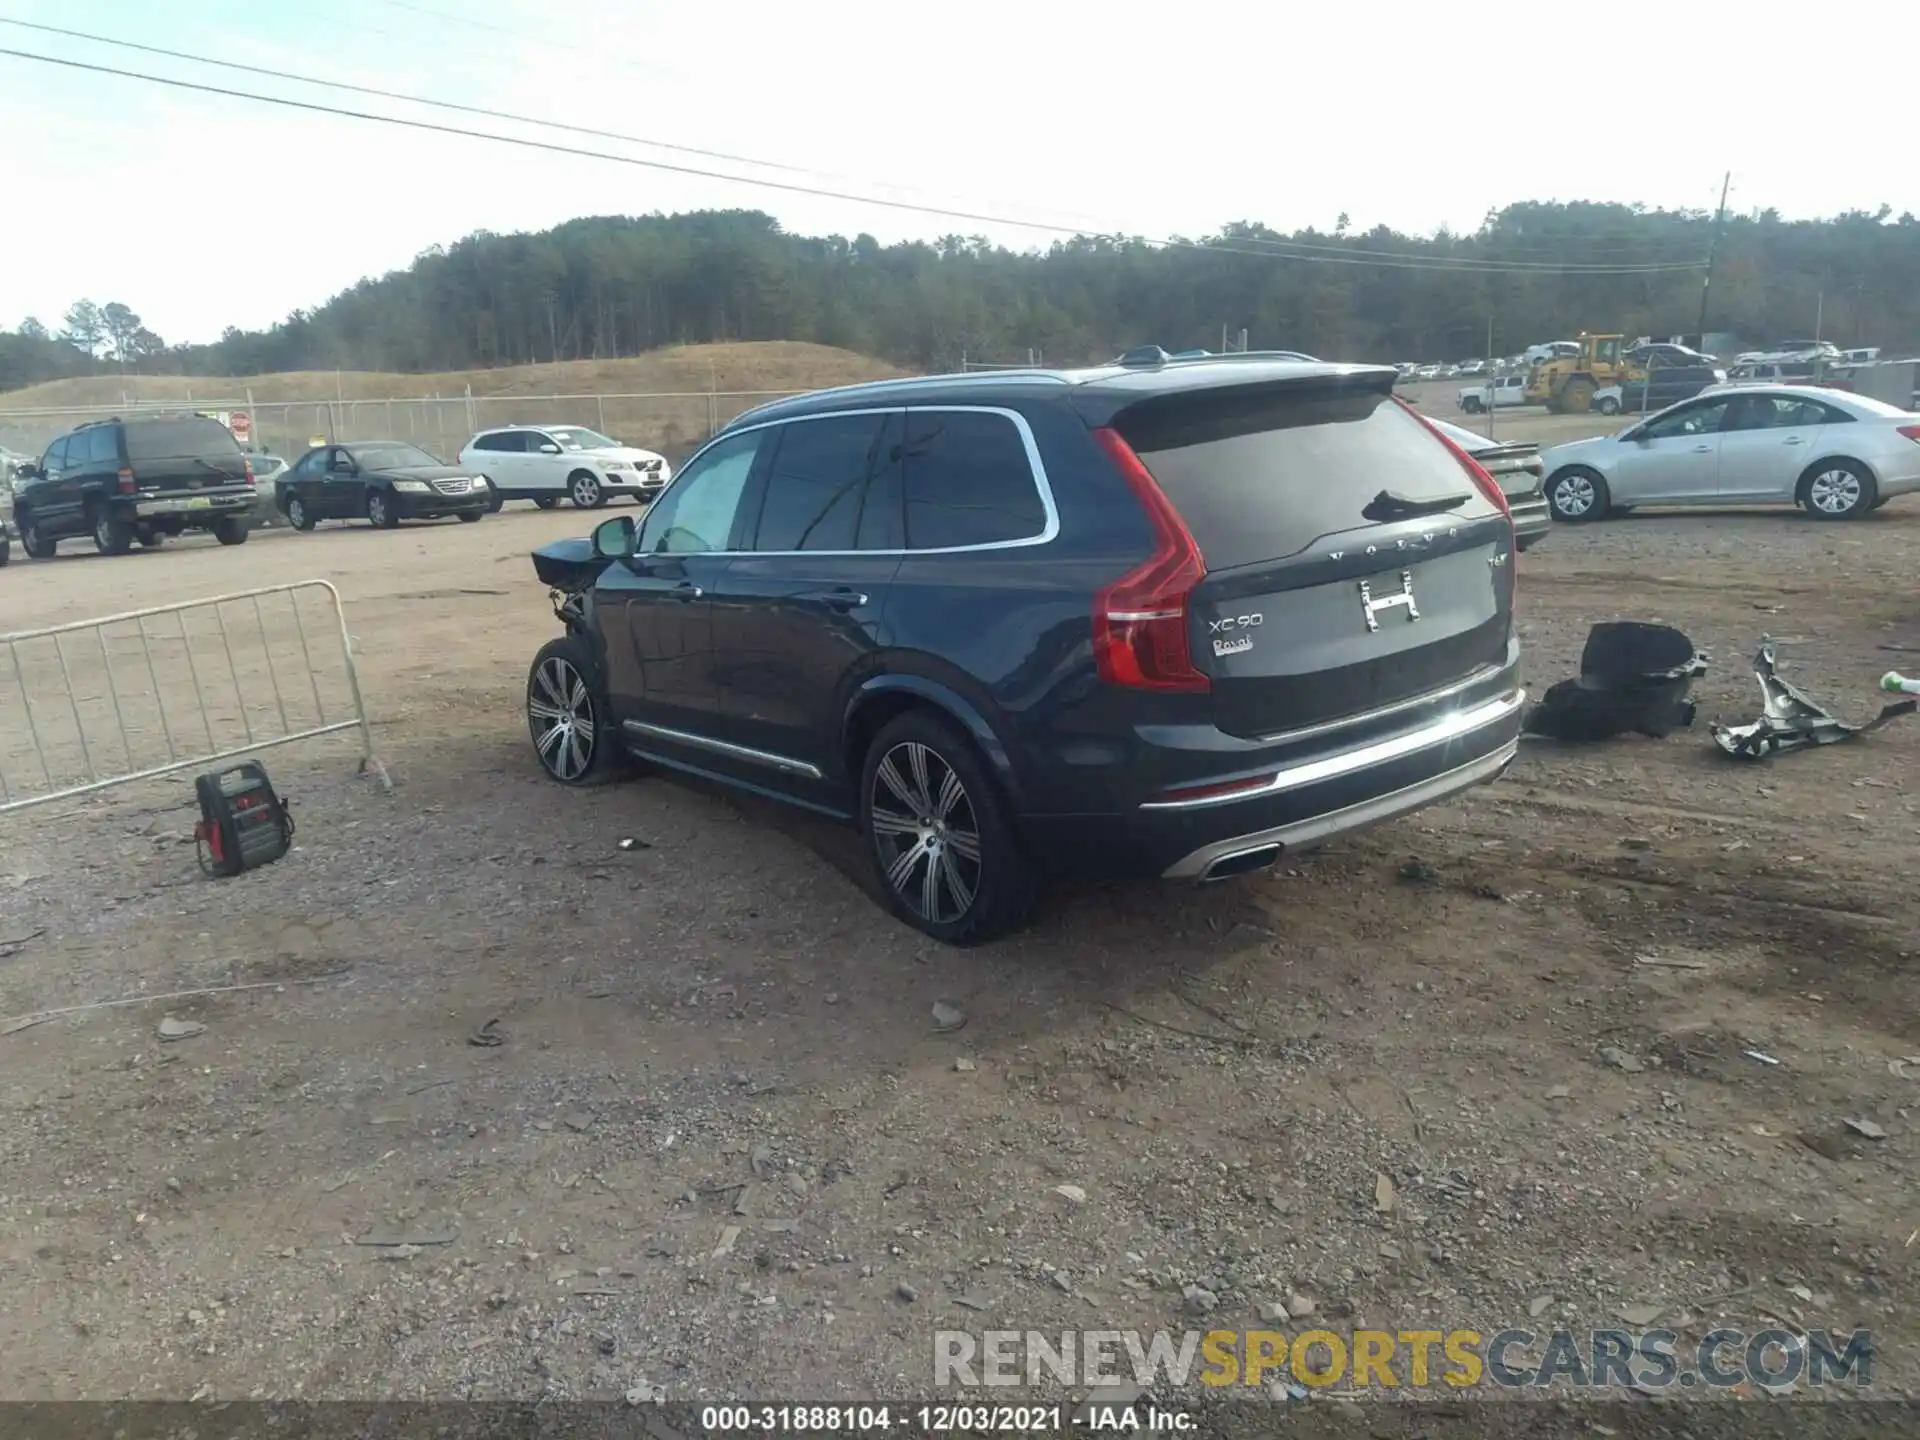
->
xmin=1363 ymin=488 xmax=1471 ymax=521
xmin=191 ymin=457 xmax=244 ymax=484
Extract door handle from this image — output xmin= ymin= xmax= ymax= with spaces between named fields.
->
xmin=671 ymin=581 xmax=703 ymax=601
xmin=1782 ymin=437 xmax=1804 ymax=445
xmin=816 ymin=587 xmax=868 ymax=612
xmin=1691 ymin=444 xmax=1712 ymax=453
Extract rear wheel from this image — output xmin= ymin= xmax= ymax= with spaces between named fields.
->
xmin=136 ymin=525 xmax=163 ymax=548
xmin=533 ymin=496 xmax=559 ymax=511
xmin=859 ymin=710 xmax=1036 ymax=945
xmin=367 ymin=490 xmax=399 ymax=529
xmin=526 ymin=635 xmax=627 ymax=786
xmin=18 ymin=513 xmax=55 ymax=559
xmin=286 ymin=495 xmax=316 ymax=531
xmin=1546 ymin=466 xmax=1609 ymax=523
xmin=214 ymin=516 xmax=250 ymax=546
xmin=480 ymin=478 xmax=504 ymax=513
xmin=1800 ymin=459 xmax=1875 ymax=520
xmin=92 ymin=506 xmax=134 ymax=556
xmin=458 ymin=511 xmax=482 ymax=523
xmin=1595 ymin=394 xmax=1621 ymax=416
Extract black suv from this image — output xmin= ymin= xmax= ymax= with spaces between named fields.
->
xmin=11 ymin=414 xmax=256 ymax=557
xmin=525 ymin=354 xmax=1525 ymax=943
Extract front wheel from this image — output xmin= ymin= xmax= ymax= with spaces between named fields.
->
xmin=1461 ymin=398 xmax=1482 ymax=414
xmin=569 ymin=472 xmax=606 ymax=509
xmin=1546 ymin=466 xmax=1609 ymax=523
xmin=526 ymin=635 xmax=627 ymax=786
xmin=458 ymin=511 xmax=482 ymax=523
xmin=480 ymin=478 xmax=504 ymax=514
xmin=286 ymin=495 xmax=316 ymax=531
xmin=1595 ymin=395 xmax=1621 ymax=416
xmin=367 ymin=490 xmax=399 ymax=529
xmin=18 ymin=514 xmax=56 ymax=559
xmin=533 ymin=496 xmax=559 ymax=511
xmin=859 ymin=710 xmax=1036 ymax=945
xmin=136 ymin=525 xmax=163 ymax=548
xmin=1801 ymin=460 xmax=1876 ymax=520
xmin=214 ymin=517 xmax=250 ymax=546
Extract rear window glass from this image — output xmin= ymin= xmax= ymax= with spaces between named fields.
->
xmin=122 ymin=418 xmax=242 ymax=463
xmin=1121 ymin=383 xmax=1495 ymax=570
xmin=901 ymin=410 xmax=1046 ymax=550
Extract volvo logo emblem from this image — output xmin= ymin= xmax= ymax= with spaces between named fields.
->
xmin=1359 ymin=571 xmax=1420 ymax=632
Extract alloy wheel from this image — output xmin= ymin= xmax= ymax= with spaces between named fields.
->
xmin=368 ymin=493 xmax=389 ymax=527
xmin=868 ymin=740 xmax=982 ymax=926
xmin=571 ymin=474 xmax=601 ymax=508
xmin=288 ymin=498 xmax=308 ymax=529
xmin=1807 ymin=468 xmax=1862 ymax=516
xmin=1551 ymin=473 xmax=1597 ymax=520
xmin=529 ymin=655 xmax=597 ymax=781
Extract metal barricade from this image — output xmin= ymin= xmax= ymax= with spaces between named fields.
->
xmin=0 ymin=579 xmax=390 ymax=814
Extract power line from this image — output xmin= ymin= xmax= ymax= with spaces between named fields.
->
xmin=0 ymin=43 xmax=1704 ymax=276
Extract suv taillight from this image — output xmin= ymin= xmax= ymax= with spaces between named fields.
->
xmin=1398 ymin=400 xmax=1511 ymax=521
xmin=117 ymin=466 xmax=136 ymax=494
xmin=244 ymin=458 xmax=256 ymax=483
xmin=1089 ymin=427 xmax=1209 ymax=693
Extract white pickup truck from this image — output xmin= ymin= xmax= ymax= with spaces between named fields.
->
xmin=1458 ymin=374 xmax=1531 ymax=413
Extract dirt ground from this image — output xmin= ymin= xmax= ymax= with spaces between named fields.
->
xmin=1 ymin=474 xmax=1917 ymax=1416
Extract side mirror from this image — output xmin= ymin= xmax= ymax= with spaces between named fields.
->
xmin=592 ymin=514 xmax=635 ymax=559
xmin=539 ymin=443 xmax=562 ymax=455
xmin=12 ymin=462 xmax=35 ymax=479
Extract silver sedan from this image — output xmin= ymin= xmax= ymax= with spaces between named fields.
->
xmin=1539 ymin=385 xmax=1920 ymax=523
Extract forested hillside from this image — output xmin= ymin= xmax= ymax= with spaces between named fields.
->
xmin=5 ymin=200 xmax=1916 ymax=391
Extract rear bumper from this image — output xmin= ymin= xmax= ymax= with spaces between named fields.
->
xmin=128 ymin=491 xmax=255 ymax=520
xmin=1508 ymin=496 xmax=1551 ymax=548
xmin=1022 ymin=683 xmax=1525 ymax=881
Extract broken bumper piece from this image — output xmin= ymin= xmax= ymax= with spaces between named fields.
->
xmin=1712 ymin=637 xmax=1917 ymax=760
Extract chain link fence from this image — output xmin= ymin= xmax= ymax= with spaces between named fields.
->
xmin=0 ymin=390 xmax=807 ymax=473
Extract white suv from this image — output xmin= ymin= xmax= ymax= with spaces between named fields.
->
xmin=458 ymin=425 xmax=672 ymax=511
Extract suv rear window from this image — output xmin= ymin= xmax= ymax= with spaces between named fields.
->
xmin=1118 ymin=383 xmax=1496 ymax=571
xmin=122 ymin=417 xmax=243 ymax=463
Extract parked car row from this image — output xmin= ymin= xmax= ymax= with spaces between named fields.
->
xmin=5 ymin=416 xmax=676 ymax=558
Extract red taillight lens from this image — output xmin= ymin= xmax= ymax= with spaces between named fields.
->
xmin=1397 ymin=398 xmax=1511 ymax=519
xmin=117 ymin=466 xmax=136 ymax=494
xmin=244 ymin=458 xmax=256 ymax=482
xmin=1090 ymin=426 xmax=1209 ymax=693
xmin=1898 ymin=425 xmax=1920 ymax=444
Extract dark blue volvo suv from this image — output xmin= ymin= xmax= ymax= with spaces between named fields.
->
xmin=526 ymin=352 xmax=1525 ymax=944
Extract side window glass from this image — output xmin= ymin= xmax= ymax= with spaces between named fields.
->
xmin=93 ymin=428 xmax=118 ymax=465
xmin=1644 ymin=400 xmax=1728 ymax=441
xmin=857 ymin=412 xmax=906 ymax=551
xmin=750 ymin=414 xmax=886 ymax=552
xmin=46 ymin=438 xmax=68 ymax=472
xmin=901 ymin=410 xmax=1046 ymax=550
xmin=1816 ymin=402 xmax=1853 ymax=425
xmin=637 ymin=430 xmax=763 ymax=555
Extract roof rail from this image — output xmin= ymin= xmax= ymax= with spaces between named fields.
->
xmin=1115 ymin=345 xmax=1322 ymax=367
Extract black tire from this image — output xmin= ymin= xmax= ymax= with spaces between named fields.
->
xmin=859 ymin=709 xmax=1036 ymax=945
xmin=1596 ymin=395 xmax=1621 ymax=416
xmin=458 ymin=511 xmax=482 ymax=523
xmin=214 ymin=517 xmax=250 ymax=546
xmin=480 ymin=478 xmax=504 ymax=514
xmin=367 ymin=489 xmax=400 ymax=529
xmin=1798 ymin=459 xmax=1876 ymax=521
xmin=526 ymin=634 xmax=627 ymax=786
xmin=1546 ymin=466 xmax=1609 ymax=523
xmin=136 ymin=525 xmax=163 ymax=548
xmin=533 ymin=496 xmax=559 ymax=511
xmin=0 ymin=533 xmax=9 ymax=567
xmin=1461 ymin=398 xmax=1482 ymax=415
xmin=569 ymin=471 xmax=607 ymax=509
xmin=91 ymin=506 xmax=134 ymax=556
xmin=286 ymin=495 xmax=317 ymax=531
xmin=18 ymin=512 xmax=55 ymax=559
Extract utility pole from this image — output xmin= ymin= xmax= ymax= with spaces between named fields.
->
xmin=1696 ymin=170 xmax=1731 ymax=341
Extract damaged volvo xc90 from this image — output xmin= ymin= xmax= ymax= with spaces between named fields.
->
xmin=524 ymin=352 xmax=1526 ymax=944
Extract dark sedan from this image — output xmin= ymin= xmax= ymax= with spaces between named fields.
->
xmin=1428 ymin=417 xmax=1551 ymax=551
xmin=276 ymin=441 xmax=490 ymax=530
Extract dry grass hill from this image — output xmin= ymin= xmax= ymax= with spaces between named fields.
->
xmin=0 ymin=341 xmax=908 ymax=409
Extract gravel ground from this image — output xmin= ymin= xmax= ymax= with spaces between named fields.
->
xmin=0 ymin=487 xmax=1917 ymax=1424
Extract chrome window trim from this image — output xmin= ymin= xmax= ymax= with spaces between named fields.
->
xmin=637 ymin=404 xmax=1059 ymax=559
xmin=622 ymin=719 xmax=823 ymax=780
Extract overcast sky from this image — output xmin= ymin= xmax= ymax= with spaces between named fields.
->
xmin=2 ymin=0 xmax=1912 ymax=346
